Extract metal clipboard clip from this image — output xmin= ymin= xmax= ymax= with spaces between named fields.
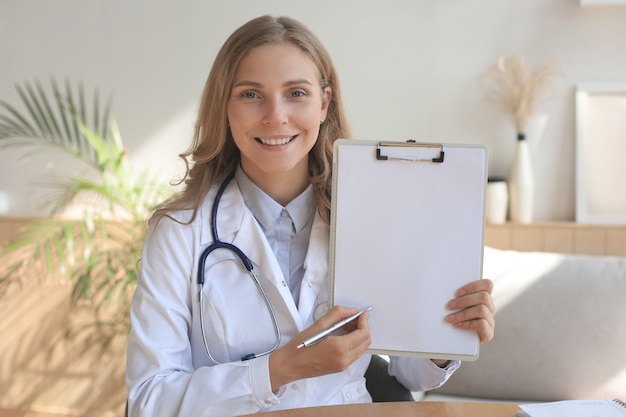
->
xmin=376 ymin=140 xmax=445 ymax=163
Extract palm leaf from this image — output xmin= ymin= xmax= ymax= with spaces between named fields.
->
xmin=0 ymin=79 xmax=113 ymax=168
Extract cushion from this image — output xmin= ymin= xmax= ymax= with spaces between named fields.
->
xmin=431 ymin=246 xmax=626 ymax=401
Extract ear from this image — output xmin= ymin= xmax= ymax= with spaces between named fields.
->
xmin=320 ymin=86 xmax=332 ymax=121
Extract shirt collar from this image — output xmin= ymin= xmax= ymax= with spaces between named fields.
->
xmin=235 ymin=166 xmax=316 ymax=233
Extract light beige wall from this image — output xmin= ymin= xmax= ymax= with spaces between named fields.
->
xmin=2 ymin=1 xmax=626 ymax=221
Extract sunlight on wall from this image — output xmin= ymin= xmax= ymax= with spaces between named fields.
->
xmin=130 ymin=104 xmax=198 ymax=189
xmin=483 ymin=247 xmax=564 ymax=309
xmin=590 ymin=366 xmax=626 ymax=399
xmin=60 ymin=106 xmax=198 ymax=220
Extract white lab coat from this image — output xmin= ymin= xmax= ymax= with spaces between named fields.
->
xmin=126 ymin=180 xmax=458 ymax=417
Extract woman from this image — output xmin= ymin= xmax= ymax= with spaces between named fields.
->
xmin=126 ymin=15 xmax=496 ymax=417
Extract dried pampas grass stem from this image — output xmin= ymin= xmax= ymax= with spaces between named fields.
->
xmin=480 ymin=55 xmax=563 ymax=134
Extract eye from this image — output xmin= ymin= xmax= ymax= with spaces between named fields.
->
xmin=290 ymin=90 xmax=307 ymax=98
xmin=241 ymin=91 xmax=259 ymax=99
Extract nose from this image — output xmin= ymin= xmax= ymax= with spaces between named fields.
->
xmin=262 ymin=96 xmax=288 ymax=126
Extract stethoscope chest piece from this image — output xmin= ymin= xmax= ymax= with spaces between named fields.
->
xmin=314 ymin=302 xmax=329 ymax=321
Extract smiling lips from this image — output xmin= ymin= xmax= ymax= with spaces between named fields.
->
xmin=256 ymin=135 xmax=297 ymax=146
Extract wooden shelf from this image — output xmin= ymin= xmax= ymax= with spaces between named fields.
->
xmin=485 ymin=222 xmax=626 ymax=256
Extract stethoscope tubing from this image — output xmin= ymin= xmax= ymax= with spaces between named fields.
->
xmin=197 ymin=171 xmax=281 ymax=363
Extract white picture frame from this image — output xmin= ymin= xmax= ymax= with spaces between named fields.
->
xmin=575 ymin=83 xmax=626 ymax=224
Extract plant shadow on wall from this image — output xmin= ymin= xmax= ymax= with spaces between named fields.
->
xmin=0 ymin=79 xmax=172 ymax=413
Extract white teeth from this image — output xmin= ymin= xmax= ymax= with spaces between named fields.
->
xmin=257 ymin=136 xmax=294 ymax=145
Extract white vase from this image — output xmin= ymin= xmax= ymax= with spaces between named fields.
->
xmin=525 ymin=114 xmax=548 ymax=153
xmin=508 ymin=134 xmax=534 ymax=223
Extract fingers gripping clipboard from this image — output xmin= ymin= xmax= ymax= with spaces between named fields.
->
xmin=329 ymin=139 xmax=488 ymax=361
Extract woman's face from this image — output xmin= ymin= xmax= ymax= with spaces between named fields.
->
xmin=227 ymin=42 xmax=331 ymax=195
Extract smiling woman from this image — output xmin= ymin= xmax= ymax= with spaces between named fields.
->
xmin=125 ymin=15 xmax=496 ymax=417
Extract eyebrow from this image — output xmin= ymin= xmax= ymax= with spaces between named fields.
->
xmin=232 ymin=79 xmax=315 ymax=88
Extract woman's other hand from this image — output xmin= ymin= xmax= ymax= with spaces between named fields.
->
xmin=445 ymin=278 xmax=496 ymax=344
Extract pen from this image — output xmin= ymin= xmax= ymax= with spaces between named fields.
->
xmin=297 ymin=306 xmax=373 ymax=349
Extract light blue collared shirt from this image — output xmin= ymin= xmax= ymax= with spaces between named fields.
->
xmin=236 ymin=167 xmax=316 ymax=306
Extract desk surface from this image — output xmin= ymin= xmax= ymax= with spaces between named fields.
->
xmin=241 ymin=401 xmax=520 ymax=417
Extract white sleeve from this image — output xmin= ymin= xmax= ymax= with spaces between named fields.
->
xmin=126 ymin=217 xmax=278 ymax=417
xmin=387 ymin=356 xmax=460 ymax=392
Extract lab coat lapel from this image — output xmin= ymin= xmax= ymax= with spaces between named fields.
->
xmin=297 ymin=212 xmax=329 ymax=324
xmin=233 ymin=211 xmax=305 ymax=329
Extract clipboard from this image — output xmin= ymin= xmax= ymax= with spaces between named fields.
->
xmin=329 ymin=139 xmax=488 ymax=361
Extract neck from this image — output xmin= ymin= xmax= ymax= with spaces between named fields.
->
xmin=242 ymin=166 xmax=310 ymax=206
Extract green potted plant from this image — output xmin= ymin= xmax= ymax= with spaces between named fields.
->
xmin=0 ymin=79 xmax=171 ymax=345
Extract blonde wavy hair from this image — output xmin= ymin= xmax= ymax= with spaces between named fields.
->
xmin=154 ymin=15 xmax=351 ymax=224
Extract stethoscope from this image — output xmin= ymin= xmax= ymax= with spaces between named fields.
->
xmin=197 ymin=171 xmax=281 ymax=363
